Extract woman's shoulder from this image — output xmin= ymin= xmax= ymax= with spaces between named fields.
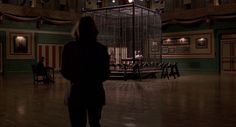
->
xmin=96 ymin=42 xmax=107 ymax=50
xmin=65 ymin=41 xmax=77 ymax=46
xmin=64 ymin=41 xmax=79 ymax=50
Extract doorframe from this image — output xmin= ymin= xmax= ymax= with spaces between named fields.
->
xmin=220 ymin=33 xmax=236 ymax=73
xmin=0 ymin=43 xmax=2 ymax=73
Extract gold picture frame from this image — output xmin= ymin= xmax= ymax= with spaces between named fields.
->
xmin=7 ymin=32 xmax=35 ymax=59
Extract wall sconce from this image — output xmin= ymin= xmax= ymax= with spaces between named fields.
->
xmin=179 ymin=38 xmax=186 ymax=43
xmin=166 ymin=38 xmax=171 ymax=43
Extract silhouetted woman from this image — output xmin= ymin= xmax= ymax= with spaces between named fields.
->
xmin=61 ymin=16 xmax=110 ymax=127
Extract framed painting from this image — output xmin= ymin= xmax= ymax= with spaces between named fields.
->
xmin=7 ymin=32 xmax=35 ymax=59
xmin=177 ymin=37 xmax=190 ymax=45
xmin=163 ymin=38 xmax=175 ymax=46
xmin=195 ymin=38 xmax=208 ymax=49
xmin=162 ymin=30 xmax=214 ymax=58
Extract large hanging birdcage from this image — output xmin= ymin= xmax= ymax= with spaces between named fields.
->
xmin=82 ymin=3 xmax=162 ymax=65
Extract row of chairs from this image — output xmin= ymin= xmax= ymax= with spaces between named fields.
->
xmin=110 ymin=62 xmax=181 ymax=80
xmin=160 ymin=62 xmax=180 ymax=79
xmin=109 ymin=62 xmax=162 ymax=80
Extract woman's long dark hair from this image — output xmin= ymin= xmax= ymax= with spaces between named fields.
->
xmin=78 ymin=16 xmax=98 ymax=42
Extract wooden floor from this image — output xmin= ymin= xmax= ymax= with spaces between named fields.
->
xmin=0 ymin=73 xmax=236 ymax=127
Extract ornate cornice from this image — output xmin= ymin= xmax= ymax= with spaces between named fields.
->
xmin=0 ymin=3 xmax=80 ymax=23
xmin=161 ymin=3 xmax=236 ymax=25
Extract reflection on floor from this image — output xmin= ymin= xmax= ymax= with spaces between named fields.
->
xmin=0 ymin=73 xmax=236 ymax=127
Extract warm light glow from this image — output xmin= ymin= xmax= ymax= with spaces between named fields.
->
xmin=16 ymin=36 xmax=25 ymax=41
xmin=128 ymin=0 xmax=133 ymax=3
xmin=179 ymin=38 xmax=186 ymax=43
xmin=112 ymin=0 xmax=115 ymax=3
xmin=166 ymin=38 xmax=171 ymax=43
xmin=15 ymin=36 xmax=26 ymax=46
xmin=199 ymin=38 xmax=206 ymax=41
xmin=180 ymin=38 xmax=185 ymax=41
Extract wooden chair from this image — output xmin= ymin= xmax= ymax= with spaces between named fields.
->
xmin=31 ymin=64 xmax=46 ymax=84
xmin=45 ymin=66 xmax=55 ymax=83
xmin=31 ymin=64 xmax=55 ymax=84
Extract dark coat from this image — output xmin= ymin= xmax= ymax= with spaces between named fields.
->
xmin=61 ymin=40 xmax=110 ymax=106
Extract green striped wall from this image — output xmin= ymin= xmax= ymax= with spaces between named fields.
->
xmin=35 ymin=33 xmax=73 ymax=44
xmin=162 ymin=20 xmax=236 ymax=73
xmin=0 ymin=19 xmax=73 ymax=74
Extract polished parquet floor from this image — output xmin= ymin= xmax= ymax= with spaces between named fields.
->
xmin=0 ymin=73 xmax=236 ymax=127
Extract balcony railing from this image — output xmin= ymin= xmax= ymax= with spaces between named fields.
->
xmin=164 ymin=1 xmax=236 ymax=13
xmin=2 ymin=0 xmax=235 ymax=12
xmin=0 ymin=0 xmax=73 ymax=12
xmin=161 ymin=3 xmax=236 ymax=26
